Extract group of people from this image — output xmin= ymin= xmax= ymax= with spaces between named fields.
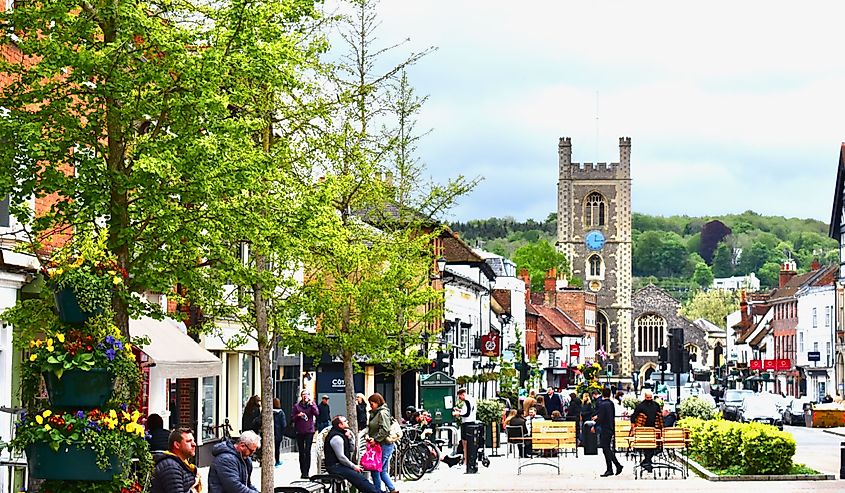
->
xmin=149 ymin=390 xmax=402 ymax=493
xmin=503 ymin=386 xmax=676 ymax=477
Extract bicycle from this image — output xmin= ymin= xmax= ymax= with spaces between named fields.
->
xmin=205 ymin=418 xmax=233 ymax=441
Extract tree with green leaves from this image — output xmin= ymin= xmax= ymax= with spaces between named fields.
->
xmin=679 ymin=289 xmax=739 ymax=327
xmin=711 ymin=242 xmax=734 ymax=278
xmin=511 ymin=239 xmax=572 ymax=292
xmin=691 ymin=262 xmax=714 ymax=288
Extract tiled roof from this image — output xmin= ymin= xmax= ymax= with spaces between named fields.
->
xmin=830 ymin=143 xmax=845 ymax=239
xmin=492 ymin=289 xmax=511 ymax=314
xmin=537 ymin=318 xmax=563 ymax=349
xmin=529 ymin=304 xmax=583 ymax=337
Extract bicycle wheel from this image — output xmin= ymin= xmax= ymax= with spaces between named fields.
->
xmin=401 ymin=444 xmax=428 ymax=481
xmin=423 ymin=441 xmax=439 ymax=473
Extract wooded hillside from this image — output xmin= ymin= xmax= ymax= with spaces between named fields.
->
xmin=449 ymin=210 xmax=837 ymax=296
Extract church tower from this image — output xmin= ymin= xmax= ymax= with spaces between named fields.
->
xmin=556 ymin=137 xmax=633 ymax=377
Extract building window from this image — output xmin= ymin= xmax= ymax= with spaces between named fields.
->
xmin=685 ymin=344 xmax=700 ymax=363
xmin=588 ymin=255 xmax=603 ymax=278
xmin=584 ymin=192 xmax=606 ymax=227
xmin=596 ymin=312 xmax=609 ymax=353
xmin=826 ymin=342 xmax=831 ymax=365
xmin=201 ymin=376 xmax=218 ymax=441
xmin=241 ymin=354 xmax=253 ymax=409
xmin=812 ymin=307 xmax=817 ymax=328
xmin=0 ymin=195 xmax=9 ymax=228
xmin=825 ymin=306 xmax=831 ymax=327
xmin=799 ymin=332 xmax=804 ymax=353
xmin=635 ymin=313 xmax=665 ymax=354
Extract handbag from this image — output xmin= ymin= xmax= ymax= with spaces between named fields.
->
xmin=283 ymin=420 xmax=296 ymax=439
xmin=385 ymin=418 xmax=403 ymax=444
xmin=360 ymin=441 xmax=383 ymax=471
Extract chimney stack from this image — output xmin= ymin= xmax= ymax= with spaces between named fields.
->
xmin=518 ymin=268 xmax=531 ymax=305
xmin=811 ymin=258 xmax=821 ymax=271
xmin=779 ymin=260 xmax=797 ymax=288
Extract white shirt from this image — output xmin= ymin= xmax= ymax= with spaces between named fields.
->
xmin=459 ymin=395 xmax=477 ymax=423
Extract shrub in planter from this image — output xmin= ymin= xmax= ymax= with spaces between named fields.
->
xmin=477 ymin=399 xmax=505 ymax=426
xmin=740 ymin=423 xmax=795 ymax=475
xmin=706 ymin=420 xmax=743 ymax=469
xmin=679 ymin=396 xmax=716 ymax=420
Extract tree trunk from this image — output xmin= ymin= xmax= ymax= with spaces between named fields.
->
xmin=343 ymin=349 xmax=357 ymax=435
xmin=394 ymin=365 xmax=403 ymax=420
xmin=254 ymin=252 xmax=275 ymax=493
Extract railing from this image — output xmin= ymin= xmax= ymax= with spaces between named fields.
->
xmin=0 ymin=406 xmax=28 ymax=493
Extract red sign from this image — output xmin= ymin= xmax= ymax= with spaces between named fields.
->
xmin=764 ymin=359 xmax=776 ymax=370
xmin=776 ymin=359 xmax=791 ymax=370
xmin=480 ymin=333 xmax=500 ymax=357
xmin=750 ymin=359 xmax=762 ymax=370
xmin=570 ymin=344 xmax=580 ymax=357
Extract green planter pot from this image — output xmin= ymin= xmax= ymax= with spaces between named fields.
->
xmin=27 ymin=442 xmax=121 ymax=481
xmin=53 ymin=287 xmax=104 ymax=324
xmin=44 ymin=368 xmax=115 ymax=409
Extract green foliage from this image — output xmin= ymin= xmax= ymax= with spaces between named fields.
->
xmin=679 ymin=289 xmax=739 ymax=327
xmin=477 ymin=399 xmax=505 ymax=424
xmin=678 ymin=396 xmax=716 ymax=420
xmin=632 ymin=231 xmax=689 ymax=277
xmin=711 ymin=243 xmax=734 ymax=277
xmin=511 ymin=240 xmax=571 ymax=291
xmin=691 ymin=262 xmax=714 ymax=288
xmin=680 ymin=416 xmax=796 ymax=475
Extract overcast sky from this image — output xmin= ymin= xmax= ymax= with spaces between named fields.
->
xmin=329 ymin=1 xmax=845 ymax=223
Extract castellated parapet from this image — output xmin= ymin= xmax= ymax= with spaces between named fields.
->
xmin=558 ymin=136 xmax=631 ymax=180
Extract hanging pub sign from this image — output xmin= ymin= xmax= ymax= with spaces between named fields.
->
xmin=480 ymin=332 xmax=500 ymax=357
xmin=775 ymin=359 xmax=791 ymax=370
xmin=750 ymin=359 xmax=763 ymax=370
xmin=569 ymin=344 xmax=580 ymax=357
xmin=763 ymin=359 xmax=776 ymax=370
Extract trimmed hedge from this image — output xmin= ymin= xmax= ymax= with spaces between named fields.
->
xmin=679 ymin=417 xmax=796 ymax=475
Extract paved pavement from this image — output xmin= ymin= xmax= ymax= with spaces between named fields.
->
xmin=198 ymin=435 xmax=845 ymax=492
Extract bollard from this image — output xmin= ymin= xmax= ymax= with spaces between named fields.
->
xmin=841 ymin=442 xmax=845 ymax=480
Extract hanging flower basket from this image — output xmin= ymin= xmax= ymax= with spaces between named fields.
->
xmin=27 ymin=442 xmax=121 ymax=481
xmin=44 ymin=368 xmax=115 ymax=409
xmin=53 ymin=286 xmax=104 ymax=324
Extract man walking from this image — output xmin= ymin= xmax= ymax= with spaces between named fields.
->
xmin=208 ymin=430 xmax=261 ymax=493
xmin=317 ymin=395 xmax=331 ymax=431
xmin=545 ymin=387 xmax=563 ymax=416
xmin=630 ymin=389 xmax=664 ymax=470
xmin=452 ymin=387 xmax=476 ymax=461
xmin=593 ymin=387 xmax=623 ymax=477
xmin=150 ymin=428 xmax=200 ymax=493
xmin=324 ymin=416 xmax=380 ymax=493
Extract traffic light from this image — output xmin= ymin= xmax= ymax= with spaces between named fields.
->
xmin=435 ymin=351 xmax=452 ymax=375
xmin=658 ymin=346 xmax=668 ymax=363
xmin=668 ymin=328 xmax=685 ymax=373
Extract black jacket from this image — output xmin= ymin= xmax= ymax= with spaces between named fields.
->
xmin=150 ymin=452 xmax=197 ymax=493
xmin=595 ymin=398 xmax=615 ymax=432
xmin=324 ymin=426 xmax=353 ymax=469
xmin=318 ymin=402 xmax=331 ymax=424
xmin=273 ymin=408 xmax=287 ymax=442
xmin=545 ymin=392 xmax=563 ymax=415
xmin=356 ymin=402 xmax=368 ymax=430
xmin=148 ymin=428 xmax=170 ymax=452
xmin=565 ymin=398 xmax=582 ymax=421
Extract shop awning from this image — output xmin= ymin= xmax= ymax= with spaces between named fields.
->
xmin=130 ymin=316 xmax=221 ymax=379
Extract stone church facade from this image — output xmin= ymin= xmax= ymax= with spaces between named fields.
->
xmin=556 ymin=137 xmax=633 ymax=376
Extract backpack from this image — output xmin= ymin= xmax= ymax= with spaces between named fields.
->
xmin=385 ymin=417 xmax=403 ymax=444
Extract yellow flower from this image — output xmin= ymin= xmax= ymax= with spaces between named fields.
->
xmin=113 ymin=276 xmax=122 ymax=285
xmin=122 ymin=411 xmax=130 ymax=421
xmin=35 ymin=415 xmax=43 ymax=424
xmin=29 ymin=340 xmax=37 ymax=348
xmin=35 ymin=340 xmax=43 ymax=348
xmin=131 ymin=410 xmax=142 ymax=421
xmin=108 ymin=409 xmax=117 ymax=419
xmin=29 ymin=354 xmax=37 ymax=362
xmin=54 ymin=267 xmax=64 ymax=276
xmin=104 ymin=419 xmax=117 ymax=430
xmin=44 ymin=424 xmax=51 ymax=431
xmin=43 ymin=410 xmax=52 ymax=417
xmin=46 ymin=338 xmax=53 ymax=346
xmin=46 ymin=345 xmax=54 ymax=353
xmin=57 ymin=333 xmax=65 ymax=343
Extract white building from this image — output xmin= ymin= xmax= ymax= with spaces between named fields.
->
xmin=713 ymin=273 xmax=760 ymax=292
xmin=796 ymin=283 xmax=836 ymax=401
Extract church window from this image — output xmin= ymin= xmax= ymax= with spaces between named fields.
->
xmin=636 ymin=313 xmax=665 ymax=354
xmin=596 ymin=312 xmax=609 ymax=353
xmin=588 ymin=254 xmax=603 ymax=278
xmin=585 ymin=192 xmax=606 ymax=227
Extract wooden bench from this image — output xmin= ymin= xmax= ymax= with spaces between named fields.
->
xmin=516 ymin=421 xmax=577 ymax=475
xmin=274 ymin=481 xmax=327 ymax=493
xmin=615 ymin=419 xmax=633 ymax=458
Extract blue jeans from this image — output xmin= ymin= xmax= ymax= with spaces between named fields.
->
xmin=370 ymin=442 xmax=395 ymax=492
xmin=328 ymin=464 xmax=379 ymax=493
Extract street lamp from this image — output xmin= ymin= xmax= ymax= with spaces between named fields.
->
xmin=436 ymin=256 xmax=447 ymax=276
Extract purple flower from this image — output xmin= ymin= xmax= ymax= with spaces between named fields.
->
xmin=105 ymin=335 xmax=116 ymax=345
xmin=114 ymin=341 xmax=123 ymax=350
xmin=76 ymin=410 xmax=85 ymax=419
xmin=105 ymin=348 xmax=116 ymax=361
xmin=119 ymin=403 xmax=128 ymax=411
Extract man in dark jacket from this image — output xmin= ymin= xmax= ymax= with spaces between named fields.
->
xmin=272 ymin=398 xmax=288 ymax=467
xmin=593 ymin=387 xmax=623 ymax=477
xmin=630 ymin=390 xmax=664 ymax=470
xmin=150 ymin=428 xmax=200 ymax=493
xmin=317 ymin=395 xmax=331 ymax=431
xmin=208 ymin=431 xmax=260 ymax=493
xmin=545 ymin=387 xmax=563 ymax=416
xmin=325 ymin=416 xmax=380 ymax=493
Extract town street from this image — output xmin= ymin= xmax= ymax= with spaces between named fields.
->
xmin=789 ymin=425 xmax=845 ymax=477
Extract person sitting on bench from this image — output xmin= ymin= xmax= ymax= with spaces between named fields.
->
xmin=324 ymin=416 xmax=380 ymax=493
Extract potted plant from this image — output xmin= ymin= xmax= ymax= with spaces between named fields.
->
xmin=23 ymin=316 xmax=142 ymax=409
xmin=574 ymin=362 xmax=605 ymax=397
xmin=9 ymin=406 xmax=151 ymax=486
xmin=477 ymin=399 xmax=505 ymax=447
xmin=42 ymin=232 xmax=128 ymax=324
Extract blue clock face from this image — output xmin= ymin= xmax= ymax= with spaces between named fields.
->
xmin=585 ymin=230 xmax=606 ymax=250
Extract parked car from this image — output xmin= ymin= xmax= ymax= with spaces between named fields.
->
xmin=720 ymin=389 xmax=754 ymax=421
xmin=739 ymin=392 xmax=784 ymax=430
xmin=781 ymin=396 xmax=814 ymax=426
